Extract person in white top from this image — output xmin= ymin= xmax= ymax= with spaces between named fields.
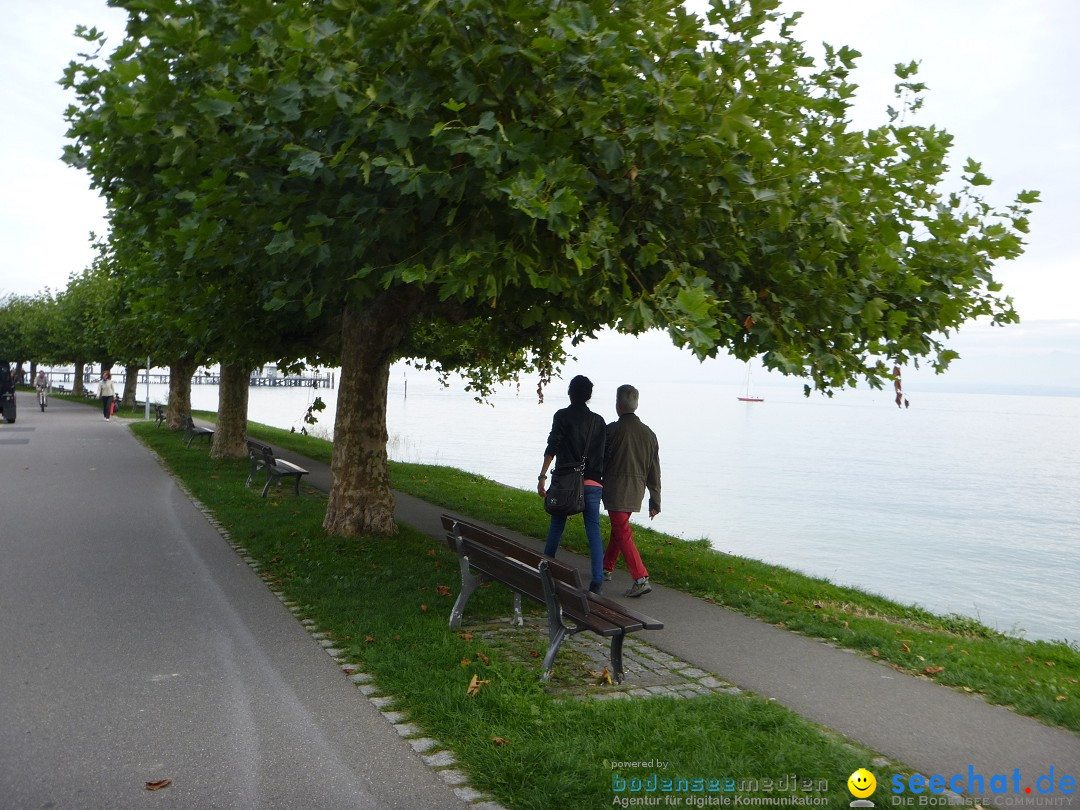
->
xmin=98 ymin=370 xmax=116 ymax=421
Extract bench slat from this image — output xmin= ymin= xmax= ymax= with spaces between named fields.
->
xmin=588 ymin=592 xmax=664 ymax=631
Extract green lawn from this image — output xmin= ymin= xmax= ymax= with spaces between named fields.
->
xmin=130 ymin=419 xmax=914 ymax=809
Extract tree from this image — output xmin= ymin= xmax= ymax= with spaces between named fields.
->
xmin=63 ymin=0 xmax=1035 ymax=537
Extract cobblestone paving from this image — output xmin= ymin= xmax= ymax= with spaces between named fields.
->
xmin=472 ymin=615 xmax=744 ymax=700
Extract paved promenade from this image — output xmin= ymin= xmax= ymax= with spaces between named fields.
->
xmin=2 ymin=402 xmax=1077 ymax=809
xmin=0 ymin=400 xmax=470 ymax=809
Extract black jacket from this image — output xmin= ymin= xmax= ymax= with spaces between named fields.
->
xmin=544 ymin=404 xmax=606 ymax=482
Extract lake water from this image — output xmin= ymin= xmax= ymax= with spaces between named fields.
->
xmin=140 ymin=366 xmax=1080 ymax=644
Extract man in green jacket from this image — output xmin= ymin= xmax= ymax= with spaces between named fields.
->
xmin=601 ymin=384 xmax=661 ymax=597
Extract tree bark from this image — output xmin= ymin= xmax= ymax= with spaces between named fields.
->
xmin=122 ymin=363 xmax=141 ymax=408
xmin=211 ymin=363 xmax=250 ymax=458
xmin=167 ymin=357 xmax=196 ymax=431
xmin=73 ymin=361 xmax=86 ymax=396
xmin=324 ymin=292 xmax=420 ymax=537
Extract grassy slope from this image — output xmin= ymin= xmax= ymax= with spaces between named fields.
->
xmin=131 ymin=420 xmax=906 ymax=808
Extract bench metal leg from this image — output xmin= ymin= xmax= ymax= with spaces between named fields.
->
xmin=292 ymin=474 xmax=302 ymax=496
xmin=448 ymin=553 xmax=484 ymax=629
xmin=609 ymin=633 xmax=626 ymax=684
xmin=511 ymin=593 xmax=523 ymax=626
xmin=541 ymin=624 xmax=570 ymax=682
xmin=261 ymin=473 xmax=274 ymax=498
xmin=538 ymin=560 xmax=576 ymax=681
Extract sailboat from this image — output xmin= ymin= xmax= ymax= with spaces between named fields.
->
xmin=737 ymin=362 xmax=764 ymax=403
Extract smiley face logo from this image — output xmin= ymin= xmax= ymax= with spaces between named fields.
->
xmin=848 ymin=769 xmax=877 ymax=799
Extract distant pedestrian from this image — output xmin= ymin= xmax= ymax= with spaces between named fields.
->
xmin=601 ymin=384 xmax=661 ymax=598
xmin=98 ymin=370 xmax=116 ymax=421
xmin=537 ymin=375 xmax=607 ymax=593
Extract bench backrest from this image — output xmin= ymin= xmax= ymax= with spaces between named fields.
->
xmin=246 ymin=438 xmax=276 ymax=463
xmin=440 ymin=515 xmax=590 ymax=616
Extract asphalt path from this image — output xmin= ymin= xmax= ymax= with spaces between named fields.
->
xmin=0 ymin=398 xmax=470 ymax=810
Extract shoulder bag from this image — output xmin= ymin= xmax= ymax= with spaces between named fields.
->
xmin=544 ymin=418 xmax=594 ymax=517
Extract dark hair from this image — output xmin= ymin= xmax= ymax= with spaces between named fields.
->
xmin=567 ymin=375 xmax=593 ymax=405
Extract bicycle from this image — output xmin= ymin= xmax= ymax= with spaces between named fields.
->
xmin=37 ymin=388 xmax=48 ymax=412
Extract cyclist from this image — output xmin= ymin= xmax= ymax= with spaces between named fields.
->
xmin=35 ymin=370 xmax=49 ymax=412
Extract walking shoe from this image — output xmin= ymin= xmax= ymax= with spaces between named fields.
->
xmin=625 ymin=577 xmax=652 ymax=598
xmin=589 ymin=582 xmax=603 ymax=595
xmin=603 ymin=570 xmax=612 ymax=582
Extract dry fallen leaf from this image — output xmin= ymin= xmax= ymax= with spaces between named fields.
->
xmin=595 ymin=667 xmax=612 ymax=686
xmin=426 ymin=549 xmax=436 ymax=557
xmin=460 ymin=657 xmax=471 ymax=667
xmin=364 ymin=635 xmax=376 ymax=644
xmin=419 ymin=604 xmax=429 ymax=613
xmin=870 ymin=649 xmax=880 ymax=658
xmin=458 ymin=632 xmax=474 ymax=641
xmin=1055 ymin=696 xmax=1068 ymax=702
xmin=146 ymin=779 xmax=172 ymax=792
xmin=492 ymin=736 xmax=509 ymax=746
xmin=924 ymin=666 xmax=945 ymax=676
xmin=436 ymin=585 xmax=452 ymax=597
xmin=466 ymin=674 xmax=491 ymax=697
xmin=477 ymin=653 xmax=490 ymax=665
xmin=1045 ymin=661 xmax=1057 ymax=667
xmin=528 ymin=649 xmax=539 ymax=658
xmin=901 ymin=643 xmax=912 ymax=653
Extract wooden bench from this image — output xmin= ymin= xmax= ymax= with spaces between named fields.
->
xmin=154 ymin=403 xmax=167 ymax=427
xmin=245 ymin=438 xmax=309 ymax=497
xmin=440 ymin=515 xmax=663 ymax=683
xmin=182 ymin=414 xmax=215 ymax=448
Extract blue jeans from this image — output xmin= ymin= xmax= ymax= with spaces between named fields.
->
xmin=544 ymin=485 xmax=604 ymax=590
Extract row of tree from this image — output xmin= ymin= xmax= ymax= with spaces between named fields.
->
xmin=8 ymin=0 xmax=1037 ymax=538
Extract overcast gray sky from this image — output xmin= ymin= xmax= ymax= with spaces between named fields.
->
xmin=2 ymin=1 xmax=1077 ymax=392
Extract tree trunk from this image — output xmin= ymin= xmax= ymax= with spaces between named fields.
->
xmin=211 ymin=363 xmax=250 ymax=458
xmin=122 ymin=363 xmax=141 ymax=408
xmin=30 ymin=361 xmax=38 ymax=380
xmin=73 ymin=361 xmax=86 ymax=396
xmin=13 ymin=362 xmax=25 ymax=385
xmin=324 ymin=293 xmax=420 ymax=537
xmin=167 ymin=357 xmax=196 ymax=431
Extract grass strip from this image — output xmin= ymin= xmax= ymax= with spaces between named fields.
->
xmin=131 ymin=420 xmax=908 ymax=808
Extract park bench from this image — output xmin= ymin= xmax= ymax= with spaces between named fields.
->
xmin=182 ymin=414 xmax=215 ymax=448
xmin=440 ymin=515 xmax=664 ymax=683
xmin=154 ymin=403 xmax=167 ymax=427
xmin=245 ymin=438 xmax=309 ymax=497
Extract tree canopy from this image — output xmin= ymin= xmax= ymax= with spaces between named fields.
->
xmin=62 ymin=0 xmax=1036 ymax=535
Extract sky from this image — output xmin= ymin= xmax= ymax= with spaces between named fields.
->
xmin=2 ymin=1 xmax=1077 ymax=394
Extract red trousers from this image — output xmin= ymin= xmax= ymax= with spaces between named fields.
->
xmin=603 ymin=511 xmax=648 ymax=581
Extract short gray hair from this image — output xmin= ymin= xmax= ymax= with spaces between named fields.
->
xmin=616 ymin=384 xmax=639 ymax=412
